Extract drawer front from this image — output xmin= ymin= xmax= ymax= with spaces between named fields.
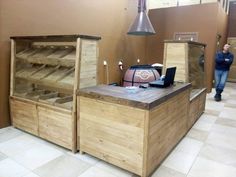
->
xmin=198 ymin=91 xmax=206 ymax=116
xmin=189 ymin=97 xmax=200 ymax=129
xmin=38 ymin=106 xmax=73 ymax=149
xmin=10 ymin=98 xmax=38 ymax=135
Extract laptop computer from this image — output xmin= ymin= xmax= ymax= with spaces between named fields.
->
xmin=149 ymin=67 xmax=176 ymax=88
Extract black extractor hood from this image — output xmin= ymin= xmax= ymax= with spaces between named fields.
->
xmin=127 ymin=0 xmax=156 ymax=35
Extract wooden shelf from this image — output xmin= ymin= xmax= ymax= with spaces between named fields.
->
xmin=10 ymin=35 xmax=100 ymax=151
xmin=15 ymin=77 xmax=73 ymax=94
xmin=16 ymin=46 xmax=76 ymax=67
xmin=15 ymin=66 xmax=75 ymax=93
xmin=14 ymin=89 xmax=73 ymax=110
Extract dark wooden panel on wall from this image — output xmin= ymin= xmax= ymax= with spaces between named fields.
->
xmin=0 ymin=42 xmax=10 ymax=128
xmin=228 ymin=1 xmax=236 ymax=37
xmin=173 ymin=32 xmax=198 ymax=41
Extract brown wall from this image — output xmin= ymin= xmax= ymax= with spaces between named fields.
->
xmin=217 ymin=4 xmax=229 ymax=53
xmin=0 ymin=1 xmax=229 ymax=127
xmin=0 ymin=0 xmax=147 ymax=127
xmin=146 ymin=3 xmax=228 ymax=92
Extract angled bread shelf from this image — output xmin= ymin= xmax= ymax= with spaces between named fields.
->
xmin=16 ymin=45 xmax=76 ymax=67
xmin=10 ymin=34 xmax=101 ymax=152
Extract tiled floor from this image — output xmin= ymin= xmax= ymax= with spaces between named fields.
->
xmin=0 ymin=82 xmax=236 ymax=177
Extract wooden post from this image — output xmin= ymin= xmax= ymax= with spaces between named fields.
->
xmin=72 ymin=37 xmax=81 ymax=153
xmin=10 ymin=39 xmax=16 ymax=96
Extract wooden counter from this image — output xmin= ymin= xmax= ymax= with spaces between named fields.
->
xmin=78 ymin=83 xmax=191 ymax=110
xmin=78 ymin=83 xmax=191 ymax=177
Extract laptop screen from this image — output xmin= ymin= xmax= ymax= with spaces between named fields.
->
xmin=164 ymin=67 xmax=176 ymax=85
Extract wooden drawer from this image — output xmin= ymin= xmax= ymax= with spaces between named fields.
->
xmin=38 ymin=106 xmax=73 ymax=149
xmin=189 ymin=97 xmax=200 ymax=129
xmin=198 ymin=91 xmax=206 ymax=116
xmin=10 ymin=98 xmax=38 ymax=135
xmin=189 ymin=88 xmax=206 ymax=129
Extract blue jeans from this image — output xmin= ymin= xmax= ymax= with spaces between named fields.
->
xmin=215 ymin=69 xmax=229 ymax=93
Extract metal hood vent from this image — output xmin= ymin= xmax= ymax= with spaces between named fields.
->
xmin=127 ymin=0 xmax=156 ymax=36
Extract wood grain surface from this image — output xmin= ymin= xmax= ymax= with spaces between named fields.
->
xmin=78 ymin=83 xmax=191 ymax=110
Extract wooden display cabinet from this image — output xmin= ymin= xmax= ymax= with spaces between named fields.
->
xmin=163 ymin=40 xmax=206 ymax=89
xmin=10 ymin=35 xmax=101 ymax=152
xmin=163 ymin=40 xmax=207 ymax=130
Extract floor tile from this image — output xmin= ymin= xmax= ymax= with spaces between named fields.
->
xmin=40 ymin=140 xmax=69 ymax=154
xmin=215 ymin=118 xmax=236 ymax=128
xmin=197 ymin=114 xmax=217 ymax=124
xmin=204 ymin=109 xmax=220 ymax=116
xmin=210 ymin=124 xmax=236 ymax=135
xmin=186 ymin=128 xmax=209 ymax=142
xmin=22 ymin=134 xmax=69 ymax=154
xmin=192 ymin=120 xmax=213 ymax=131
xmin=205 ymin=101 xmax=224 ymax=112
xmin=219 ymin=107 xmax=236 ymax=120
xmin=188 ymin=157 xmax=236 ymax=177
xmin=0 ymin=135 xmax=42 ymax=157
xmin=206 ymin=131 xmax=236 ymax=151
xmin=12 ymin=144 xmax=63 ymax=170
xmin=191 ymin=114 xmax=217 ymax=132
xmin=173 ymin=137 xmax=203 ymax=157
xmin=225 ymin=103 xmax=236 ymax=108
xmin=0 ymin=126 xmax=13 ymax=134
xmin=162 ymin=151 xmax=196 ymax=174
xmin=226 ymin=94 xmax=236 ymax=99
xmin=95 ymin=161 xmax=133 ymax=177
xmin=151 ymin=166 xmax=186 ymax=177
xmin=0 ymin=152 xmax=6 ymax=161
xmin=34 ymin=154 xmax=90 ymax=177
xmin=0 ymin=127 xmax=23 ymax=143
xmin=78 ymin=166 xmax=118 ymax=177
xmin=22 ymin=172 xmax=40 ymax=177
xmin=225 ymin=99 xmax=236 ymax=105
xmin=0 ymin=158 xmax=30 ymax=177
xmin=68 ymin=152 xmax=100 ymax=165
xmin=199 ymin=144 xmax=236 ymax=168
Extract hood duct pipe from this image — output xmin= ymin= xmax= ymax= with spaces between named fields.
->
xmin=127 ymin=0 xmax=156 ymax=35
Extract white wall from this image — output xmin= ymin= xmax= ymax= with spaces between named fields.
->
xmin=179 ymin=0 xmax=200 ymax=6
xmin=148 ymin=0 xmax=177 ymax=9
xmin=202 ymin=0 xmax=217 ymax=4
xmin=148 ymin=0 xmax=218 ymax=9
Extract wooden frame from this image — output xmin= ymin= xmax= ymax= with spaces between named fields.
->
xmin=10 ymin=35 xmax=101 ymax=152
xmin=163 ymin=40 xmax=206 ymax=89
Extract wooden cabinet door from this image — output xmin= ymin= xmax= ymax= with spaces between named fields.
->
xmin=10 ymin=98 xmax=38 ymax=135
xmin=38 ymin=106 xmax=73 ymax=149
